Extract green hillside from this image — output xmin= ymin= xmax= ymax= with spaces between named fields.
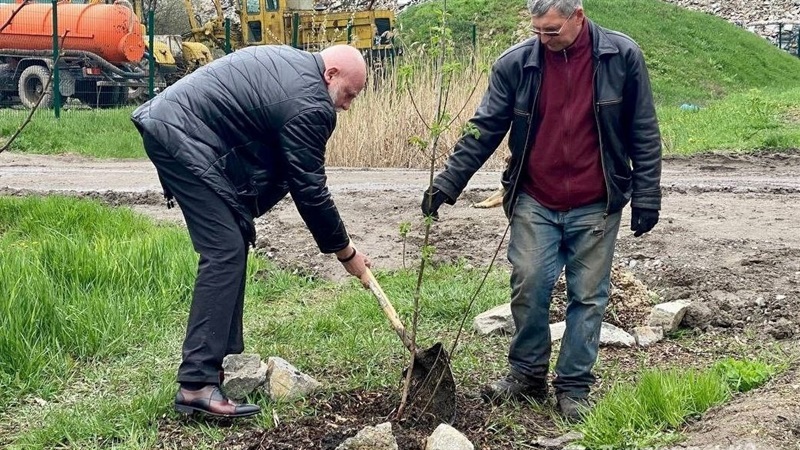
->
xmin=398 ymin=0 xmax=800 ymax=105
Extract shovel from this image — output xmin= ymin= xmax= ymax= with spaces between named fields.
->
xmin=365 ymin=268 xmax=457 ymax=423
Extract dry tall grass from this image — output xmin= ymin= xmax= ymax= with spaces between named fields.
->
xmin=327 ymin=55 xmax=509 ymax=170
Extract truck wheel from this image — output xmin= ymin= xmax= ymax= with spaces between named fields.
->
xmin=18 ymin=65 xmax=53 ymax=109
xmin=97 ymin=85 xmax=127 ymax=108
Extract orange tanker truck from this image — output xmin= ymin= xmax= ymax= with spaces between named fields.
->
xmin=0 ymin=0 xmax=153 ymax=108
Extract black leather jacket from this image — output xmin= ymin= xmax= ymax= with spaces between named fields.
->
xmin=132 ymin=45 xmax=349 ymax=253
xmin=433 ymin=20 xmax=662 ymax=218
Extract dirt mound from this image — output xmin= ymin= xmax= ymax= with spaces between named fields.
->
xmin=213 ymin=389 xmax=552 ymax=450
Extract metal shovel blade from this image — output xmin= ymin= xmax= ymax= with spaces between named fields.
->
xmin=405 ymin=342 xmax=457 ymax=424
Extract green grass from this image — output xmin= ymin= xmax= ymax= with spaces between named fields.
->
xmin=246 ymin=263 xmax=511 ymax=391
xmin=400 ymin=0 xmax=800 ymax=105
xmin=660 ymin=88 xmax=800 ymax=154
xmin=0 ymin=108 xmax=143 ymax=158
xmin=577 ymin=359 xmax=776 ymax=449
xmin=0 ymin=196 xmax=196 ymax=407
xmin=0 ymin=195 xmax=511 ymax=448
xmin=398 ymin=0 xmax=525 ymax=51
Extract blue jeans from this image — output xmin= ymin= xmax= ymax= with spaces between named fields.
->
xmin=507 ymin=193 xmax=621 ymax=398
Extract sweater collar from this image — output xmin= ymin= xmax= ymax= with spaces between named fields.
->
xmin=548 ymin=18 xmax=590 ymax=58
xmin=524 ymin=20 xmax=620 ymax=69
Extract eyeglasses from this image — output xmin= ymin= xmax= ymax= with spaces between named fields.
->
xmin=532 ymin=9 xmax=576 ymax=37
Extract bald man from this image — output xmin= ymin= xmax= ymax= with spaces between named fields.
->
xmin=131 ymin=45 xmax=370 ymax=419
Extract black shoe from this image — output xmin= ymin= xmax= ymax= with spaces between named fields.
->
xmin=174 ymin=385 xmax=260 ymax=418
xmin=481 ymin=373 xmax=548 ymax=404
xmin=556 ymin=394 xmax=590 ymax=423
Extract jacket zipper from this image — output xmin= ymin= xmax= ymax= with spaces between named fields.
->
xmin=592 ymin=62 xmax=611 ymax=217
xmin=508 ymin=72 xmax=542 ymax=220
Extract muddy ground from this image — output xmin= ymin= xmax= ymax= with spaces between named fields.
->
xmin=2 ymin=150 xmax=800 ymax=449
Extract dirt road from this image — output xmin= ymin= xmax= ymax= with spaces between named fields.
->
xmin=3 ymin=150 xmax=800 ymax=448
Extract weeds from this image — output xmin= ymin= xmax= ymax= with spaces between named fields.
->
xmin=713 ymin=358 xmax=776 ymax=393
xmin=578 ymin=358 xmax=776 ymax=449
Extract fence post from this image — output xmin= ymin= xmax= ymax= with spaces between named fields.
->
xmin=347 ymin=22 xmax=352 ymax=45
xmin=225 ymin=18 xmax=231 ymax=53
xmin=472 ymin=23 xmax=477 ymax=51
xmin=148 ymin=9 xmax=155 ymax=98
xmin=778 ymin=22 xmax=783 ymax=49
xmin=292 ymin=13 xmax=299 ymax=48
xmin=51 ymin=0 xmax=60 ymax=118
xmin=796 ymin=26 xmax=800 ymax=57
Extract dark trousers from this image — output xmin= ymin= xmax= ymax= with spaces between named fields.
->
xmin=142 ymin=132 xmax=248 ymax=385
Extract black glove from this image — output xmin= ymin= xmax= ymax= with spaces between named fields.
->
xmin=630 ymin=207 xmax=659 ymax=237
xmin=421 ymin=188 xmax=449 ymax=220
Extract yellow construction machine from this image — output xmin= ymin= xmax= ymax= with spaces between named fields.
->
xmin=182 ymin=0 xmax=397 ymax=61
xmin=84 ymin=0 xmax=213 ymax=100
xmin=129 ymin=0 xmax=213 ymax=99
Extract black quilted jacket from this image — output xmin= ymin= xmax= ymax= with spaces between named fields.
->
xmin=131 ymin=45 xmax=349 ymax=254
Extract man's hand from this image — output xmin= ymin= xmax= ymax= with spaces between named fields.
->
xmin=421 ymin=188 xmax=449 ymax=220
xmin=336 ymin=245 xmax=372 ymax=288
xmin=630 ymin=207 xmax=659 ymax=237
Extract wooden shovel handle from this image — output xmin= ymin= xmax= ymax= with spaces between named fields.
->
xmin=365 ymin=268 xmax=414 ymax=352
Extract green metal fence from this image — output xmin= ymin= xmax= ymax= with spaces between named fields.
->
xmin=746 ymin=21 xmax=800 ymax=58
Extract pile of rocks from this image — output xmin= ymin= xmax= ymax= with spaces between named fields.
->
xmin=654 ymin=0 xmax=800 ymax=53
xmin=474 ymin=297 xmax=691 ymax=348
xmin=660 ymin=0 xmax=800 ymax=25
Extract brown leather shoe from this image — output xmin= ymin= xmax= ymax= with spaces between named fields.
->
xmin=174 ymin=385 xmax=260 ymax=418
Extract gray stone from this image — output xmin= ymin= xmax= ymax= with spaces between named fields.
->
xmin=223 ymin=353 xmax=261 ymax=373
xmin=599 ymin=322 xmax=636 ymax=347
xmin=336 ymin=422 xmax=397 ymax=450
xmin=682 ymin=302 xmax=713 ymax=330
xmin=632 ymin=326 xmax=664 ymax=347
xmin=550 ymin=322 xmax=635 ymax=347
xmin=550 ymin=321 xmax=566 ymax=342
xmin=266 ymin=356 xmax=322 ymax=401
xmin=536 ymin=431 xmax=584 ymax=448
xmin=649 ymin=300 xmax=691 ymax=332
xmin=425 ymin=423 xmax=474 ymax=450
xmin=222 ymin=354 xmax=268 ymax=400
xmin=473 ymin=303 xmax=514 ymax=335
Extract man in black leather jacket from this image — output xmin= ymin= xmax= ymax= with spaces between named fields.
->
xmin=422 ymin=0 xmax=662 ymax=421
xmin=132 ymin=44 xmax=371 ymax=419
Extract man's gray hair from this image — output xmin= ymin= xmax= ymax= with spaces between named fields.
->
xmin=527 ymin=0 xmax=582 ymax=17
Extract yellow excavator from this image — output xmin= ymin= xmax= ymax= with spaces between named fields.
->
xmin=181 ymin=0 xmax=397 ymax=60
xmin=131 ymin=0 xmax=213 ymax=99
xmin=86 ymin=0 xmax=213 ymax=100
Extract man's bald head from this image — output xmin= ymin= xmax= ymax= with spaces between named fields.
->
xmin=320 ymin=45 xmax=367 ymax=112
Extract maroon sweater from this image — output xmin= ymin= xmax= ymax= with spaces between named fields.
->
xmin=521 ymin=23 xmax=606 ymax=211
